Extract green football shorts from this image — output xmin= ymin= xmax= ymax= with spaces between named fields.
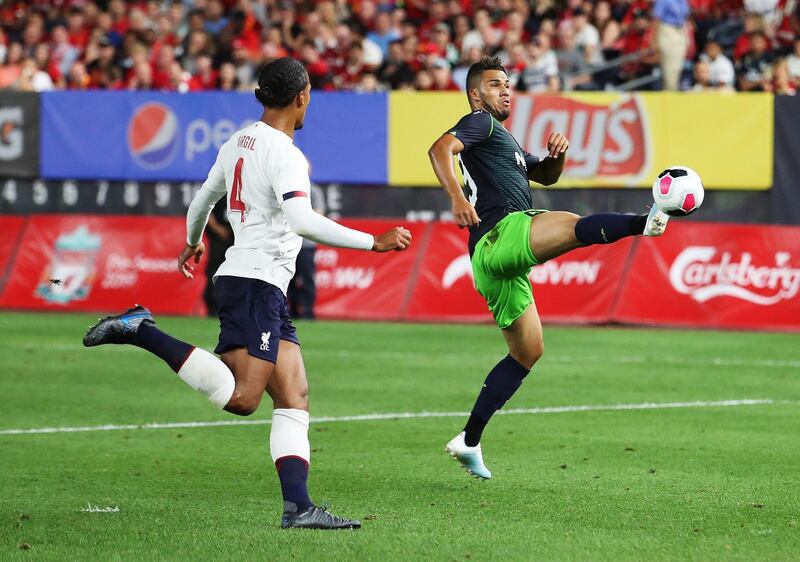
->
xmin=471 ymin=210 xmax=547 ymax=329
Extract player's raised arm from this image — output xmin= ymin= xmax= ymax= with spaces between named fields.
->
xmin=283 ymin=196 xmax=411 ymax=252
xmin=179 ymin=157 xmax=227 ymax=278
xmin=428 ymin=133 xmax=480 ymax=228
xmin=276 ymin=149 xmax=410 ymax=252
xmin=528 ymin=132 xmax=570 ymax=186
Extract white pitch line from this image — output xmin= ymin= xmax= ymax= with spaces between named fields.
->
xmin=0 ymin=399 xmax=786 ymax=436
xmin=6 ymin=342 xmax=800 ymax=370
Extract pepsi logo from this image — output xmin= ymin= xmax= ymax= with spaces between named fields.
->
xmin=127 ymin=103 xmax=179 ymax=169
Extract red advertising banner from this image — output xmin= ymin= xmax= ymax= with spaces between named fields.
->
xmin=533 ymin=238 xmax=634 ymax=323
xmin=403 ymin=224 xmax=490 ymax=322
xmin=0 ymin=215 xmax=206 ymax=315
xmin=314 ymin=220 xmax=634 ymax=324
xmin=402 ymin=223 xmax=634 ymax=323
xmin=313 ymin=220 xmax=430 ymax=320
xmin=2 ymin=215 xmax=798 ymax=331
xmin=0 ymin=216 xmax=25 ymax=289
xmin=613 ymin=222 xmax=800 ymax=331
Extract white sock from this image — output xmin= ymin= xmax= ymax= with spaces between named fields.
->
xmin=270 ymin=409 xmax=311 ymax=464
xmin=176 ymin=348 xmax=235 ymax=410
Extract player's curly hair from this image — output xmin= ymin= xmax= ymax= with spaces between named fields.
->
xmin=254 ymin=57 xmax=309 ymax=108
xmin=466 ymin=56 xmax=507 ymax=92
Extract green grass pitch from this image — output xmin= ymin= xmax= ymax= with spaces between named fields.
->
xmin=1 ymin=311 xmax=799 ymax=561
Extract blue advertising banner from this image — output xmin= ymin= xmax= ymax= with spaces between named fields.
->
xmin=40 ymin=91 xmax=387 ymax=184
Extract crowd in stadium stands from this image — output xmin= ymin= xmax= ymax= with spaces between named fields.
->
xmin=0 ymin=0 xmax=798 ymax=94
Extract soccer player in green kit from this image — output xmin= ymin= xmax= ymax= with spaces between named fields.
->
xmin=428 ymin=56 xmax=670 ymax=479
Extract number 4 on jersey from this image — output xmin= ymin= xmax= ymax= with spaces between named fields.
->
xmin=230 ymin=157 xmax=246 ymax=222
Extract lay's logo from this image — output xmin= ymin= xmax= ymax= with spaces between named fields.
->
xmin=127 ymin=102 xmax=179 ymax=169
xmin=509 ymin=95 xmax=650 ymax=185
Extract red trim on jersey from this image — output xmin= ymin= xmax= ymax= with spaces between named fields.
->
xmin=282 ymin=191 xmax=309 ymax=201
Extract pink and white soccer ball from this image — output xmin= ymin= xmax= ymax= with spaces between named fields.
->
xmin=652 ymin=166 xmax=705 ymax=216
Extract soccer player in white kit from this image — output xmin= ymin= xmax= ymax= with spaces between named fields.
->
xmin=84 ymin=58 xmax=412 ymax=530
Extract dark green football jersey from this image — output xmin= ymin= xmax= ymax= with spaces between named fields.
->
xmin=448 ymin=110 xmax=540 ymax=253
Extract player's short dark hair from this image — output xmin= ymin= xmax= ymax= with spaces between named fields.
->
xmin=466 ymin=56 xmax=507 ymax=92
xmin=254 ymin=57 xmax=309 ymax=108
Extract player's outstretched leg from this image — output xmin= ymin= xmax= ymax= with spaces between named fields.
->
xmin=574 ymin=206 xmax=669 ymax=244
xmin=527 ymin=207 xmax=668 ymax=265
xmin=83 ymin=305 xmax=235 ymax=410
xmin=270 ymin=340 xmax=360 ymax=530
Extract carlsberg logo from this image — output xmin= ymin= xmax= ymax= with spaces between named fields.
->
xmin=669 ymin=247 xmax=800 ymax=305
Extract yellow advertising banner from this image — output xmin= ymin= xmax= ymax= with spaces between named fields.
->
xmin=388 ymin=92 xmax=773 ymax=189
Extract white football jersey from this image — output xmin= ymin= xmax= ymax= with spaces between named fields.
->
xmin=203 ymin=121 xmax=310 ymax=294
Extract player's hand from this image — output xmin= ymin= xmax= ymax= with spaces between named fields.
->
xmin=452 ymin=198 xmax=480 ymax=229
xmin=372 ymin=227 xmax=412 ymax=252
xmin=178 ymin=242 xmax=205 ymax=279
xmin=546 ymin=132 xmax=570 ymax=158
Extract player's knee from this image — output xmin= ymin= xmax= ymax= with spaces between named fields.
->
xmin=225 ymin=392 xmax=261 ymax=416
xmin=274 ymin=388 xmax=308 ymax=410
xmin=514 ymin=341 xmax=544 ymax=370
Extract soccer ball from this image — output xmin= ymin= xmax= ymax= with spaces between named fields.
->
xmin=652 ymin=166 xmax=704 ymax=216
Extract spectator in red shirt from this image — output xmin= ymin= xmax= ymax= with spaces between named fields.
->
xmin=300 ymin=40 xmax=334 ymax=90
xmin=734 ymin=13 xmax=765 ymax=59
xmin=188 ymin=52 xmax=219 ymax=90
xmin=67 ymin=6 xmax=90 ymax=50
xmin=228 ymin=8 xmax=262 ymax=59
xmin=107 ymin=0 xmax=129 ymax=35
xmin=152 ymin=44 xmax=176 ymax=90
xmin=154 ymin=12 xmax=180 ymax=49
xmin=620 ymin=8 xmax=658 ymax=81
xmin=336 ymin=40 xmax=371 ymax=89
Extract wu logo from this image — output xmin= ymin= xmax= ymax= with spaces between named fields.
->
xmin=260 ymin=332 xmax=271 ymax=351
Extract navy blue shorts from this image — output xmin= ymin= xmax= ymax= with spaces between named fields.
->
xmin=213 ymin=276 xmax=299 ymax=364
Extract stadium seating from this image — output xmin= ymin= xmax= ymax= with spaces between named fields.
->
xmin=0 ymin=0 xmax=797 ymax=93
